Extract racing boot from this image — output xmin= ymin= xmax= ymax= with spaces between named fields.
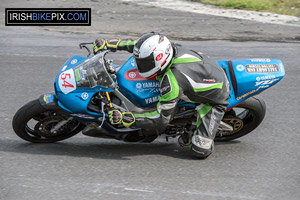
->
xmin=190 ymin=133 xmax=214 ymax=159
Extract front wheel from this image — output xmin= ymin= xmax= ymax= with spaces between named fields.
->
xmin=215 ymin=95 xmax=266 ymax=141
xmin=12 ymin=99 xmax=85 ymax=143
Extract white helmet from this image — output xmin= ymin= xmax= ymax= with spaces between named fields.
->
xmin=133 ymin=32 xmax=174 ymax=78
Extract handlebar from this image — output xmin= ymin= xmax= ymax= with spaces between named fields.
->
xmin=79 ymin=42 xmax=93 ymax=57
xmin=78 ymin=43 xmax=115 ymax=74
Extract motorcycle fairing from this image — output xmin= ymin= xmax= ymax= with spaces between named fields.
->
xmin=118 ymin=57 xmax=284 ymax=110
xmin=54 ymin=55 xmax=113 ymax=117
xmin=217 ymin=59 xmax=285 ymax=108
xmin=54 ymin=53 xmax=285 ymax=125
xmin=116 ymin=57 xmax=161 ymax=107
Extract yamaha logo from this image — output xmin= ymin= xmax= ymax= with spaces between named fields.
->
xmin=129 ymin=72 xmax=137 ymax=79
xmin=136 ymin=83 xmax=142 ymax=88
xmin=81 ymin=92 xmax=89 ymax=100
xmin=236 ymin=65 xmax=245 ymax=71
xmin=71 ymin=59 xmax=77 ymax=64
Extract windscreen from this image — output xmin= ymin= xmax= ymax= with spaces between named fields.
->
xmin=74 ymin=53 xmax=114 ymax=88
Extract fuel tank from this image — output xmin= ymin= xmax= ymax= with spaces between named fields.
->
xmin=116 ymin=57 xmax=161 ymax=107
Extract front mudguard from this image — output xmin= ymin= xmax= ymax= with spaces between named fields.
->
xmin=39 ymin=93 xmax=62 ymax=110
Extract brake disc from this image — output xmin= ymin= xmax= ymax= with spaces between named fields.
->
xmin=34 ymin=116 xmax=67 ymax=137
xmin=217 ymin=116 xmax=244 ymax=137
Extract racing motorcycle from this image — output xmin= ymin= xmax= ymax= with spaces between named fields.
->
xmin=12 ymin=43 xmax=285 ymax=145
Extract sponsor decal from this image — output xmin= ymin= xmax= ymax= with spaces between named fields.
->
xmin=145 ymin=95 xmax=160 ymax=104
xmin=124 ymin=68 xmax=156 ymax=81
xmin=138 ymin=88 xmax=160 ymax=93
xmin=256 ymin=75 xmax=276 ymax=82
xmin=236 ymin=65 xmax=245 ymax=71
xmin=245 ymin=64 xmax=279 ymax=73
xmin=131 ymin=59 xmax=136 ymax=67
xmin=128 ymin=72 xmax=136 ymax=79
xmin=70 ymin=59 xmax=77 ymax=64
xmin=61 ymin=65 xmax=67 ymax=71
xmin=141 ymin=82 xmax=160 ymax=88
xmin=192 ymin=135 xmax=213 ymax=149
xmin=160 ymin=85 xmax=170 ymax=93
xmin=160 ymin=84 xmax=171 ymax=96
xmin=209 ymin=110 xmax=216 ymax=136
xmin=136 ymin=81 xmax=160 ymax=93
xmin=58 ymin=69 xmax=76 ymax=94
xmin=203 ymin=79 xmax=215 ymax=83
xmin=136 ymin=83 xmax=142 ymax=89
xmin=155 ymin=53 xmax=163 ymax=61
xmin=251 ymin=58 xmax=271 ymax=62
xmin=258 ymin=85 xmax=270 ymax=89
xmin=43 ymin=94 xmax=54 ymax=104
xmin=236 ymin=88 xmax=259 ymax=100
xmin=160 ymin=74 xmax=172 ymax=96
xmin=81 ymin=92 xmax=89 ymax=100
xmin=255 ymin=78 xmax=280 ymax=87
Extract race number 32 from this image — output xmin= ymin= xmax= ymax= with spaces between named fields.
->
xmin=58 ymin=69 xmax=76 ymax=94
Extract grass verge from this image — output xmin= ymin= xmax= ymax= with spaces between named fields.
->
xmin=189 ymin=0 xmax=300 ymax=17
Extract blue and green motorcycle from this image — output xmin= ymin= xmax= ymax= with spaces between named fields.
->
xmin=12 ymin=43 xmax=285 ymax=144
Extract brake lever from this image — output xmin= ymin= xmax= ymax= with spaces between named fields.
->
xmin=79 ymin=42 xmax=93 ymax=57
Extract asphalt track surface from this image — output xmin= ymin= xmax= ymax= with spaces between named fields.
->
xmin=1 ymin=0 xmax=300 ymax=199
xmin=1 ymin=26 xmax=299 ymax=200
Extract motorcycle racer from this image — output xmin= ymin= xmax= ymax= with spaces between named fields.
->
xmin=93 ymin=32 xmax=229 ymax=158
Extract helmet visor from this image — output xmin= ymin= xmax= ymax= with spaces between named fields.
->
xmin=135 ymin=53 xmax=156 ymax=74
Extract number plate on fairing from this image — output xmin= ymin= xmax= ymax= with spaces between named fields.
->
xmin=58 ymin=69 xmax=76 ymax=94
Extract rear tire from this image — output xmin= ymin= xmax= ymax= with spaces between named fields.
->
xmin=215 ymin=95 xmax=266 ymax=141
xmin=12 ymin=99 xmax=85 ymax=143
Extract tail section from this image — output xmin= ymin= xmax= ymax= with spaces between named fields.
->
xmin=217 ymin=59 xmax=285 ymax=109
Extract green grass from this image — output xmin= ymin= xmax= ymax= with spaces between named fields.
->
xmin=189 ymin=0 xmax=300 ymax=17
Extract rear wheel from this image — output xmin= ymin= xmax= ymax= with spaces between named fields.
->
xmin=215 ymin=95 xmax=266 ymax=141
xmin=12 ymin=99 xmax=85 ymax=143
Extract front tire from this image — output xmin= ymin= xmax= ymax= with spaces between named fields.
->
xmin=12 ymin=99 xmax=85 ymax=143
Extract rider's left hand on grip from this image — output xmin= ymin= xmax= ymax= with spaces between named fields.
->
xmin=108 ymin=110 xmax=123 ymax=125
xmin=122 ymin=112 xmax=135 ymax=127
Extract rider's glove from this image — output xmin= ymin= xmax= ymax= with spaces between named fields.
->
xmin=108 ymin=110 xmax=135 ymax=127
xmin=122 ymin=112 xmax=135 ymax=127
xmin=93 ymin=38 xmax=106 ymax=54
xmin=105 ymin=38 xmax=121 ymax=52
xmin=93 ymin=38 xmax=121 ymax=54
xmin=108 ymin=110 xmax=123 ymax=125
